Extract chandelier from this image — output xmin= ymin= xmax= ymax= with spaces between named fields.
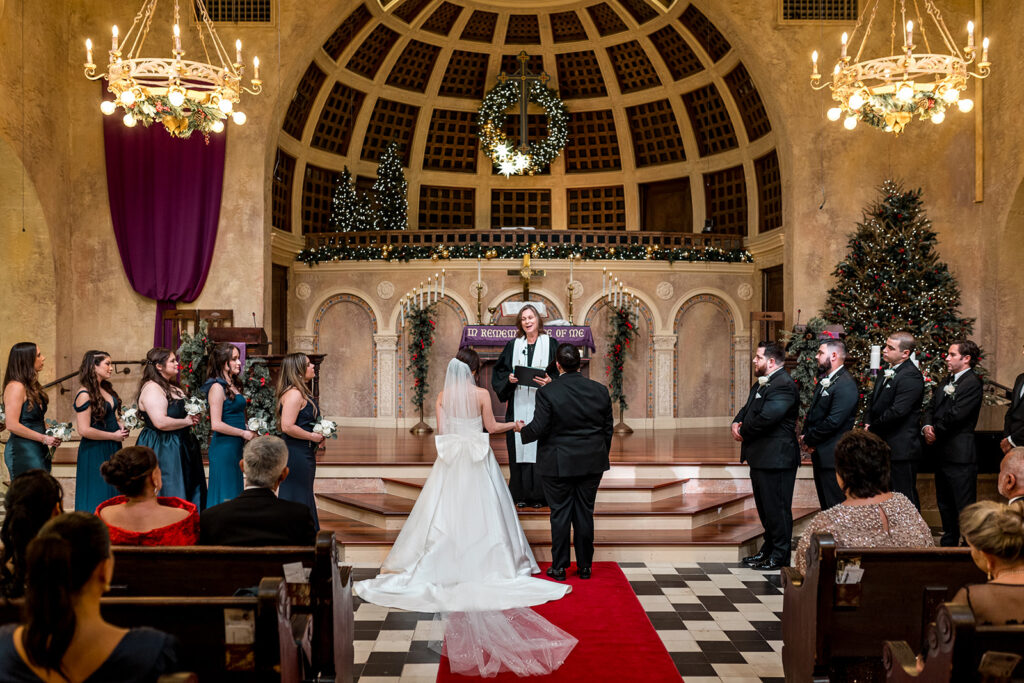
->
xmin=83 ymin=0 xmax=261 ymax=140
xmin=809 ymin=0 xmax=990 ymax=135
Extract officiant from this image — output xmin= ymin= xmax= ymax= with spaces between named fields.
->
xmin=492 ymin=304 xmax=557 ymax=508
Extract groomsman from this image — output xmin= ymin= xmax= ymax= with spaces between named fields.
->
xmin=922 ymin=340 xmax=983 ymax=546
xmin=867 ymin=331 xmax=925 ymax=508
xmin=800 ymin=339 xmax=858 ymax=510
xmin=1000 ymin=351 xmax=1024 ymax=455
xmin=733 ymin=341 xmax=800 ymax=571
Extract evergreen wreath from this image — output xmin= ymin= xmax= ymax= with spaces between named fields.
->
xmin=124 ymin=95 xmax=227 ymax=141
xmin=477 ymin=79 xmax=568 ymax=176
xmin=606 ymin=307 xmax=638 ymax=412
xmin=406 ymin=305 xmax=437 ymax=412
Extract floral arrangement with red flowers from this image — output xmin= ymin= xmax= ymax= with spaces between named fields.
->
xmin=606 ymin=307 xmax=637 ymax=412
xmin=406 ymin=304 xmax=437 ymax=412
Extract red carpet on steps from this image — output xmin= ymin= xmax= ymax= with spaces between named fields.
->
xmin=435 ymin=562 xmax=682 ymax=682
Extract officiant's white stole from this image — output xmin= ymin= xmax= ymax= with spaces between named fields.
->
xmin=512 ymin=333 xmax=550 ymax=464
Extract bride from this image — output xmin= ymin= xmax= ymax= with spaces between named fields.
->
xmin=354 ymin=348 xmax=571 ymax=613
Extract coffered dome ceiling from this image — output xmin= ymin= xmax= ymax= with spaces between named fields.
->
xmin=273 ymin=0 xmax=781 ymax=237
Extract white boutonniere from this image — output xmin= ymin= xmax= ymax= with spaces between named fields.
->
xmin=757 ymin=376 xmax=770 ymax=386
xmin=820 ymin=377 xmax=832 ymax=390
xmin=943 ymin=384 xmax=956 ymax=396
xmin=884 ymin=369 xmax=896 ymax=380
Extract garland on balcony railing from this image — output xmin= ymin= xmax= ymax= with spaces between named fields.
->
xmin=297 ymin=241 xmax=753 ymax=265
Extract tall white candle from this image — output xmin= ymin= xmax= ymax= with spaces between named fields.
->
xmin=414 ymin=287 xmax=420 ymax=309
xmin=477 ymin=258 xmax=482 ymax=284
xmin=602 ymin=268 xmax=607 ymax=296
xmin=870 ymin=345 xmax=881 ymax=370
xmin=569 ymin=256 xmax=574 ymax=285
xmin=434 ymin=273 xmax=439 ymax=303
xmin=440 ymin=269 xmax=445 ymax=299
xmin=112 ymin=25 xmax=119 ymax=52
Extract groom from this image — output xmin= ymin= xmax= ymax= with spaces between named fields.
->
xmin=520 ymin=343 xmax=613 ymax=580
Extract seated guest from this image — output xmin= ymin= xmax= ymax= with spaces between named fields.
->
xmin=0 ymin=471 xmax=63 ymax=598
xmin=0 ymin=512 xmax=179 ymax=681
xmin=200 ymin=435 xmax=316 ymax=546
xmin=952 ymin=500 xmax=1024 ymax=624
xmin=96 ymin=446 xmax=198 ymax=546
xmin=794 ymin=430 xmax=934 ymax=573
xmin=998 ymin=447 xmax=1024 ymax=504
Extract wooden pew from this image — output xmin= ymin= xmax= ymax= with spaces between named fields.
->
xmin=781 ymin=533 xmax=985 ymax=683
xmin=884 ymin=603 xmax=1024 ymax=682
xmin=0 ymin=578 xmax=298 ymax=682
xmin=109 ymin=531 xmax=354 ymax=683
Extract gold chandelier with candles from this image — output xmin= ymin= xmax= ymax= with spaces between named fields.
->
xmin=83 ymin=0 xmax=261 ymax=139
xmin=810 ymin=0 xmax=990 ymax=135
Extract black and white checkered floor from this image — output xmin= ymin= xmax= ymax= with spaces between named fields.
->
xmin=349 ymin=561 xmax=786 ymax=683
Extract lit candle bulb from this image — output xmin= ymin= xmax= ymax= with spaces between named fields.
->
xmin=906 ymin=20 xmax=913 ymax=48
xmin=173 ymin=24 xmax=181 ymax=52
xmin=253 ymin=56 xmax=260 ymax=80
xmin=235 ymin=39 xmax=242 ymax=65
xmin=434 ymin=273 xmax=440 ymax=302
xmin=602 ymin=268 xmax=607 ymax=296
xmin=981 ymin=36 xmax=989 ymax=63
xmin=841 ymin=31 xmax=848 ymax=59
xmin=811 ymin=50 xmax=819 ymax=77
xmin=476 ymin=258 xmax=482 ymax=284
xmin=440 ymin=269 xmax=446 ymax=299
xmin=85 ymin=38 xmax=93 ymax=65
xmin=112 ymin=25 xmax=119 ymax=51
xmin=967 ymin=21 xmax=975 ymax=49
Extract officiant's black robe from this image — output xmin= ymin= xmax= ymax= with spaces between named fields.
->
xmin=492 ymin=336 xmax=557 ymax=507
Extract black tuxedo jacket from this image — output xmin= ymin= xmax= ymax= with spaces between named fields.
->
xmin=199 ymin=487 xmax=316 ymax=546
xmin=733 ymin=369 xmax=800 ymax=470
xmin=1004 ymin=372 xmax=1024 ymax=446
xmin=801 ymin=367 xmax=859 ymax=469
xmin=868 ymin=361 xmax=925 ymax=462
xmin=519 ymin=371 xmax=613 ymax=478
xmin=923 ymin=368 xmax=983 ymax=464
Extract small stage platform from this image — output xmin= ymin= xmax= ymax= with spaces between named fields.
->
xmin=312 ymin=427 xmax=821 ymax=564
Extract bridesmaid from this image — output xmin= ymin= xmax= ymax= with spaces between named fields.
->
xmin=135 ymin=348 xmax=200 ymax=504
xmin=73 ymin=350 xmax=128 ymax=512
xmin=277 ymin=353 xmax=324 ymax=530
xmin=3 ymin=343 xmax=60 ymax=477
xmin=202 ymin=343 xmax=254 ymax=506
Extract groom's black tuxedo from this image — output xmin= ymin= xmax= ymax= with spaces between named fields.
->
xmin=733 ymin=368 xmax=800 ymax=565
xmin=520 ymin=371 xmax=613 ymax=571
xmin=868 ymin=360 xmax=925 ymax=506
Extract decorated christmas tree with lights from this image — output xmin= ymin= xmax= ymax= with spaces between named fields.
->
xmin=823 ymin=180 xmax=975 ymax=415
xmin=329 ymin=167 xmax=358 ymax=232
xmin=373 ymin=141 xmax=408 ymax=231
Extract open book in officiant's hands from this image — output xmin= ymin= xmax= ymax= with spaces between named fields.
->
xmin=513 ymin=366 xmax=548 ymax=386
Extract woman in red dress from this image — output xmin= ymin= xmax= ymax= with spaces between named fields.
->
xmin=96 ymin=446 xmax=198 ymax=546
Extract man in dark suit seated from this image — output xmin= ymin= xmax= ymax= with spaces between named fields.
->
xmin=998 ymin=447 xmax=1024 ymax=504
xmin=733 ymin=341 xmax=801 ymax=571
xmin=800 ymin=338 xmax=859 ymax=510
xmin=200 ymin=435 xmax=317 ymax=546
xmin=520 ymin=343 xmax=613 ymax=581
xmin=922 ymin=339 xmax=984 ymax=546
xmin=866 ymin=331 xmax=925 ymax=508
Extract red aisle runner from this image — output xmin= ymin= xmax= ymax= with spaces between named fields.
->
xmin=436 ymin=562 xmax=682 ymax=682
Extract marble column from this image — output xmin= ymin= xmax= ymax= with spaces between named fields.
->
xmin=374 ymin=333 xmax=399 ymax=420
xmin=732 ymin=334 xmax=752 ymax=415
xmin=653 ymin=334 xmax=678 ymax=428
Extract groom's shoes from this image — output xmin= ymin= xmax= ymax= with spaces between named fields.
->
xmin=741 ymin=551 xmax=768 ymax=567
xmin=546 ymin=567 xmax=567 ymax=581
xmin=577 ymin=566 xmax=592 ymax=580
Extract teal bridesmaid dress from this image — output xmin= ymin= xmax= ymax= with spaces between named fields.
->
xmin=4 ymin=400 xmax=49 ymax=477
xmin=74 ymin=391 xmax=120 ymax=512
xmin=137 ymin=400 xmax=189 ymax=500
xmin=279 ymin=399 xmax=320 ymax=531
xmin=202 ymin=378 xmax=246 ymax=506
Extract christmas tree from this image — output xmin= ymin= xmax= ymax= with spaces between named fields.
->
xmin=823 ymin=180 xmax=976 ymax=416
xmin=373 ymin=141 xmax=408 ymax=231
xmin=782 ymin=316 xmax=829 ymax=423
xmin=329 ymin=167 xmax=358 ymax=232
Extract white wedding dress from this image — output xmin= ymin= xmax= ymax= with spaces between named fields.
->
xmin=354 ymin=362 xmax=571 ymax=613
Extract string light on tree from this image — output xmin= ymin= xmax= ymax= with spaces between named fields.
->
xmin=373 ymin=141 xmax=408 ymax=231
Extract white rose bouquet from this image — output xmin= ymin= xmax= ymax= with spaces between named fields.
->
xmin=184 ymin=396 xmax=207 ymax=417
xmin=0 ymin=403 xmax=6 ymax=423
xmin=45 ymin=419 xmax=75 ymax=457
xmin=121 ymin=406 xmax=141 ymax=430
xmin=247 ymin=417 xmax=271 ymax=435
xmin=312 ymin=418 xmax=338 ymax=440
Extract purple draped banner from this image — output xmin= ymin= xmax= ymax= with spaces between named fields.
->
xmin=459 ymin=325 xmax=595 ymax=351
xmin=103 ymin=119 xmax=226 ymax=347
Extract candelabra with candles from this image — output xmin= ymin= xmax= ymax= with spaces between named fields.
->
xmin=398 ymin=270 xmax=445 ymax=434
xmin=601 ymin=268 xmax=639 ymax=435
xmin=565 ymin=253 xmax=581 ymax=325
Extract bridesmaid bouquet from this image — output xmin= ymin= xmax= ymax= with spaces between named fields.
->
xmin=121 ymin=406 xmax=141 ymax=431
xmin=184 ymin=396 xmax=207 ymax=417
xmin=44 ymin=419 xmax=75 ymax=457
xmin=312 ymin=418 xmax=338 ymax=439
xmin=247 ymin=417 xmax=271 ymax=435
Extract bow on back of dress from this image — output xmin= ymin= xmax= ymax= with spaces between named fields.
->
xmin=440 ymin=359 xmax=481 ymax=435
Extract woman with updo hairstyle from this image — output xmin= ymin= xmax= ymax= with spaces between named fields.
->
xmin=276 ymin=352 xmax=323 ymax=530
xmin=201 ymin=343 xmax=254 ymax=506
xmin=0 ymin=471 xmax=63 ymax=599
xmin=952 ymin=500 xmax=1024 ymax=624
xmin=73 ymin=350 xmax=128 ymax=513
xmin=0 ymin=512 xmax=180 ymax=680
xmin=96 ymin=446 xmax=199 ymax=546
xmin=3 ymin=342 xmax=60 ymax=477
xmin=135 ymin=347 xmax=205 ymax=509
